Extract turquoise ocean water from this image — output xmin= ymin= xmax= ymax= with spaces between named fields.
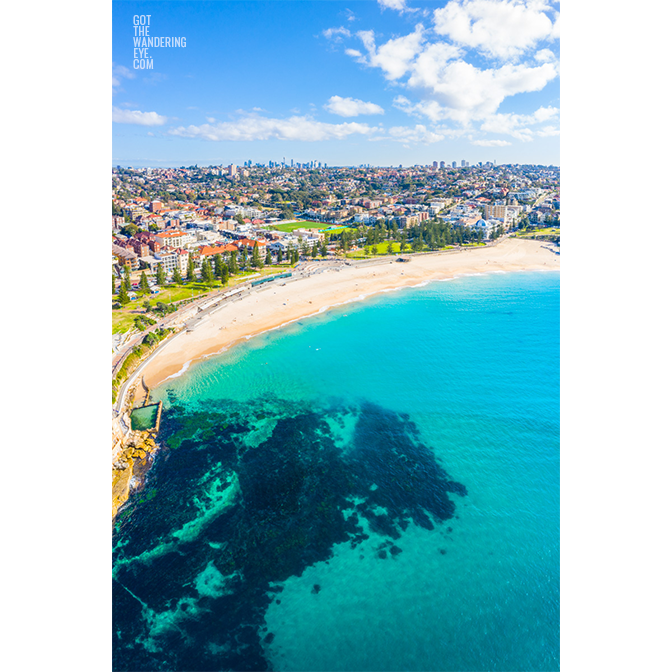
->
xmin=112 ymin=270 xmax=559 ymax=671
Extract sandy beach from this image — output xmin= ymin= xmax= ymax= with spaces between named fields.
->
xmin=139 ymin=238 xmax=559 ymax=392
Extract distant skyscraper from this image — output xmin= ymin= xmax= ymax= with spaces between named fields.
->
xmin=228 ymin=164 xmax=237 ymax=176
xmin=452 ymin=161 xmax=457 ymax=168
xmin=461 ymin=160 xmax=466 ymax=167
xmin=440 ymin=161 xmax=445 ymax=169
xmin=432 ymin=161 xmax=438 ymax=169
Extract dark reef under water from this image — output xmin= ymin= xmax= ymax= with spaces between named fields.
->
xmin=112 ymin=394 xmax=467 ymax=672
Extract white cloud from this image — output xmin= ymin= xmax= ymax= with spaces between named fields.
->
xmin=387 ymin=124 xmax=446 ymax=143
xmin=168 ymin=114 xmax=378 ymax=141
xmin=550 ymin=11 xmax=560 ymax=39
xmin=479 ymin=105 xmax=558 ymax=140
xmin=433 ymin=0 xmax=559 ymax=60
xmin=112 ymin=63 xmax=134 ymax=91
xmin=472 ymin=139 xmax=512 ymax=146
xmin=324 ymin=96 xmax=385 ymax=117
xmin=333 ymin=1 xmax=560 ymax=145
xmin=113 ymin=107 xmax=167 ymax=126
xmin=376 ymin=0 xmax=420 ymax=13
xmin=534 ymin=48 xmax=556 ymax=63
xmin=394 ymin=95 xmax=459 ymax=122
xmin=405 ymin=59 xmax=558 ymax=123
xmin=537 ymin=125 xmax=560 ymax=137
xmin=378 ymin=0 xmax=408 ymax=10
xmin=323 ymin=26 xmax=351 ymax=41
xmin=530 ymin=105 xmax=559 ymax=123
xmin=347 ymin=16 xmax=557 ymax=125
xmin=353 ymin=24 xmax=426 ymax=80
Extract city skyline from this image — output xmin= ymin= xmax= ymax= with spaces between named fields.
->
xmin=113 ymin=1 xmax=560 ymax=167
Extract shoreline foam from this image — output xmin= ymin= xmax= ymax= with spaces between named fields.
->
xmin=138 ymin=238 xmax=559 ymax=391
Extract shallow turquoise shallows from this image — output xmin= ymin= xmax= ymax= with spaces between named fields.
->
xmin=113 ymin=270 xmax=559 ymax=672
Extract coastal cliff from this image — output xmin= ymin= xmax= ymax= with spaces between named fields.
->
xmin=112 ymin=381 xmax=162 ymax=519
xmin=112 ymin=430 xmax=160 ymax=519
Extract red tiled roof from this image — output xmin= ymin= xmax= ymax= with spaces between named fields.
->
xmin=156 ymin=230 xmax=186 ymax=238
xmin=237 ymin=238 xmax=266 ymax=247
xmin=199 ymin=243 xmax=238 ymax=256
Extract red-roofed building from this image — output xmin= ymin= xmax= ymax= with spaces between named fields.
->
xmin=198 ymin=243 xmax=239 ymax=259
xmin=155 ymin=230 xmax=188 ymax=248
xmin=237 ymin=238 xmax=266 ymax=249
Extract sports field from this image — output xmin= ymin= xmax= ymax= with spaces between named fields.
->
xmin=269 ymin=220 xmax=323 ymax=233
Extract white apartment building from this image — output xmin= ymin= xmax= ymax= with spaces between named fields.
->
xmin=155 ymin=230 xmax=189 ymax=248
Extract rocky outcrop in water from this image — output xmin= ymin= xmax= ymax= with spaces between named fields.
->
xmin=112 ymin=433 xmax=158 ymax=519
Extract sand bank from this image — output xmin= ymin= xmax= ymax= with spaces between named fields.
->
xmin=140 ymin=238 xmax=559 ymax=390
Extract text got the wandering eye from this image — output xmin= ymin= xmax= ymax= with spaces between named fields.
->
xmin=132 ymin=15 xmax=186 ymax=70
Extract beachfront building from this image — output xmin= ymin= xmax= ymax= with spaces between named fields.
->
xmin=505 ymin=205 xmax=523 ymax=227
xmin=398 ymin=215 xmax=419 ymax=228
xmin=484 ymin=204 xmax=507 ymax=220
xmin=236 ymin=237 xmax=267 ymax=252
xmin=267 ymin=239 xmax=290 ymax=256
xmin=154 ymin=249 xmax=180 ymax=274
xmin=198 ymin=243 xmax=239 ymax=265
xmin=471 ymin=219 xmax=498 ymax=239
xmin=156 ymin=230 xmax=189 ymax=248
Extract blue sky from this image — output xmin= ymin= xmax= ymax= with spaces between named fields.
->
xmin=113 ymin=0 xmax=560 ymax=167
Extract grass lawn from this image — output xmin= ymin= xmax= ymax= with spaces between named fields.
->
xmin=322 ymin=226 xmax=358 ymax=236
xmin=343 ymin=242 xmax=468 ymax=259
xmin=112 ymin=311 xmax=139 ymax=335
xmin=112 ymin=283 xmax=208 ymax=334
xmin=345 ymin=241 xmax=402 ymax=258
xmin=515 ymin=227 xmax=560 ymax=239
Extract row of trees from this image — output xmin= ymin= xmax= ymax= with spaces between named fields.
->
xmin=334 ymin=217 xmax=512 ymax=254
xmin=114 ymin=239 xmax=327 ymax=306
